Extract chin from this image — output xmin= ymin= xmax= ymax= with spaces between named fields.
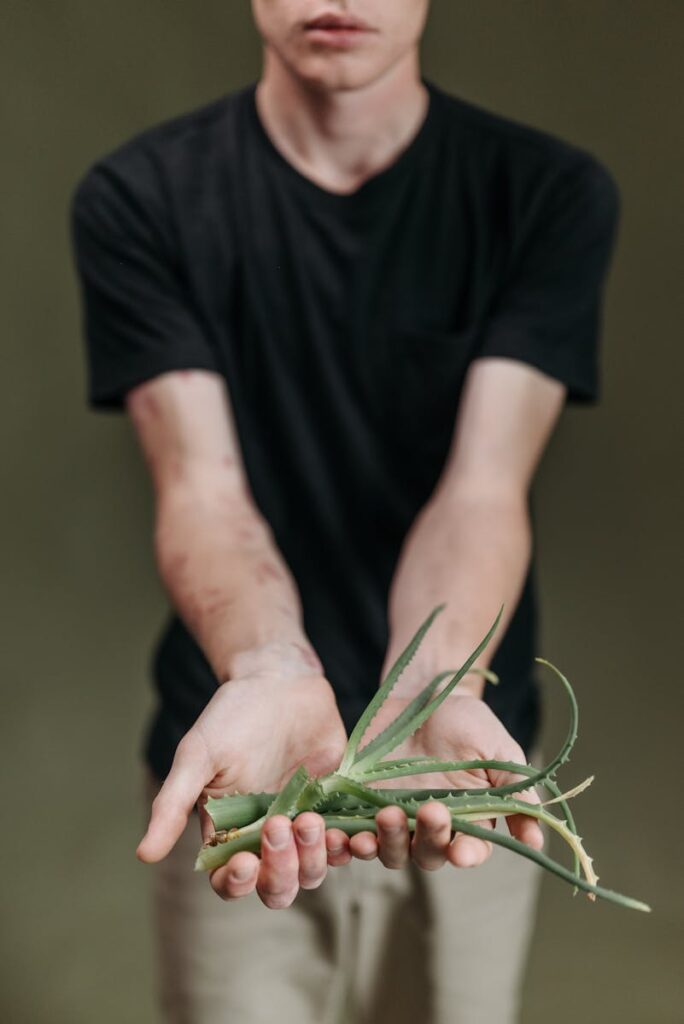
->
xmin=290 ymin=51 xmax=388 ymax=93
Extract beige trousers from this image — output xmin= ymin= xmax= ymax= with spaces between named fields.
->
xmin=145 ymin=759 xmax=543 ymax=1024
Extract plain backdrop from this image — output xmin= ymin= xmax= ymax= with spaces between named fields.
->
xmin=1 ymin=3 xmax=683 ymax=1022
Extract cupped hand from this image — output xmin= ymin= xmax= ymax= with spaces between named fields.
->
xmin=325 ymin=693 xmax=544 ymax=872
xmin=136 ymin=668 xmax=348 ymax=908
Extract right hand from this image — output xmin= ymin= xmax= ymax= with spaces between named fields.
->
xmin=136 ymin=660 xmax=348 ymax=909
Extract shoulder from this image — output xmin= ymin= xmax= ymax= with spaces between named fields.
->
xmin=429 ymin=81 xmax=620 ymax=212
xmin=71 ymin=86 xmax=251 ymax=226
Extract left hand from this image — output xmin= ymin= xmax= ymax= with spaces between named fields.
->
xmin=325 ymin=693 xmax=544 ymax=871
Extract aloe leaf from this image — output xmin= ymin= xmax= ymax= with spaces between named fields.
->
xmin=358 ymin=755 xmax=533 ymax=784
xmin=265 ymin=765 xmax=311 ymax=818
xmin=541 ymin=776 xmax=594 ymax=805
xmin=195 ymin=766 xmax=315 ymax=872
xmin=202 ymin=768 xmax=583 ymax=882
xmin=205 ymin=792 xmax=272 ymax=831
xmin=353 ymin=755 xmax=583 ymax=885
xmin=194 ymin=828 xmax=263 ymax=872
xmin=351 ymin=607 xmax=503 ymax=773
xmin=530 ymin=775 xmax=581 ymax=886
xmin=450 ymin=817 xmax=650 ymax=913
xmin=350 ymin=670 xmax=455 ymax=770
xmin=482 ymin=658 xmax=578 ymax=798
xmin=338 ymin=604 xmax=446 ymax=773
xmin=319 ymin=814 xmax=396 ymax=836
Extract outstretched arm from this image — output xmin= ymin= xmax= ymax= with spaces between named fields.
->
xmin=384 ymin=355 xmax=565 ymax=697
xmin=327 ymin=357 xmax=566 ymax=871
xmin=131 ymin=369 xmax=348 ymax=907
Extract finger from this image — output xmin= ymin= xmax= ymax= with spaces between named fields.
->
xmin=448 ymin=818 xmax=494 ymax=868
xmin=137 ymin=734 xmax=211 ymax=863
xmin=326 ymin=829 xmax=351 ymax=867
xmin=411 ymin=801 xmax=452 ymax=870
xmin=491 ymin=743 xmax=542 ymax=807
xmin=497 ymin=773 xmax=544 ymax=850
xmin=293 ymin=812 xmax=328 ymax=889
xmin=349 ymin=831 xmax=378 ymax=861
xmin=507 ymin=807 xmax=544 ymax=850
xmin=376 ymin=805 xmax=410 ymax=869
xmin=257 ymin=815 xmax=299 ymax=909
xmin=210 ymin=851 xmax=260 ymax=900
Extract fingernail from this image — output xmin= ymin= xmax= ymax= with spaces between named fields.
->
xmin=298 ymin=826 xmax=320 ymax=845
xmin=329 ymin=845 xmax=344 ymax=855
xmin=266 ymin=827 xmax=290 ymax=849
xmin=230 ymin=863 xmax=254 ymax=882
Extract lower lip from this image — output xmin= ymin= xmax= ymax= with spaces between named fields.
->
xmin=304 ymin=26 xmax=370 ymax=48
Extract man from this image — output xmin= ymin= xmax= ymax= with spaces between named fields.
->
xmin=71 ymin=1 xmax=621 ymax=1021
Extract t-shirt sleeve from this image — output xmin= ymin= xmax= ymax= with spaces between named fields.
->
xmin=475 ymin=156 xmax=622 ymax=402
xmin=70 ymin=162 xmax=219 ymax=409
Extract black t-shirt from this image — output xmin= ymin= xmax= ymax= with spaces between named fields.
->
xmin=71 ymin=80 xmax=621 ymax=781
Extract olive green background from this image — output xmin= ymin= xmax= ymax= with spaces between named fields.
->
xmin=2 ymin=2 xmax=682 ymax=1022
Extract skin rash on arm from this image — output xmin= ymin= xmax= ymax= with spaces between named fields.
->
xmin=125 ymin=368 xmax=322 ymax=682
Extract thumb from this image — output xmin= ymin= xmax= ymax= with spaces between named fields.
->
xmin=137 ymin=735 xmax=211 ymax=863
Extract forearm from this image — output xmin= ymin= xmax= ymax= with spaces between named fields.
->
xmin=383 ymin=484 xmax=531 ymax=698
xmin=155 ymin=484 xmax=320 ymax=683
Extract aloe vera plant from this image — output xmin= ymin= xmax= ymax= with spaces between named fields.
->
xmin=195 ymin=604 xmax=650 ymax=913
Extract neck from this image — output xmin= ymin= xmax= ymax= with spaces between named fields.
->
xmin=255 ymin=52 xmax=428 ymax=194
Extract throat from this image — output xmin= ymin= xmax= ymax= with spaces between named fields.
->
xmin=255 ymin=69 xmax=429 ymax=196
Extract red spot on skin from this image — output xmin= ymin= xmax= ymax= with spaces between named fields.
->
xmin=204 ymin=595 xmax=235 ymax=616
xmin=221 ymin=455 xmax=235 ymax=468
xmin=178 ymin=369 xmax=196 ymax=380
xmin=184 ymin=587 xmax=235 ymax=622
xmin=255 ymin=561 xmax=284 ymax=585
xmin=170 ymin=458 xmax=184 ymax=482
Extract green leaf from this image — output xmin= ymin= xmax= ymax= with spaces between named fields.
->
xmin=350 ymin=670 xmax=455 ymax=770
xmin=338 ymin=604 xmax=446 ymax=773
xmin=205 ymin=792 xmax=272 ymax=831
xmin=483 ymin=657 xmax=578 ymax=798
xmin=350 ymin=606 xmax=503 ymax=773
xmin=194 ymin=829 xmax=263 ymax=872
xmin=265 ymin=765 xmax=311 ymax=818
xmin=359 ymin=755 xmax=535 ymax=784
xmin=450 ymin=817 xmax=650 ymax=913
